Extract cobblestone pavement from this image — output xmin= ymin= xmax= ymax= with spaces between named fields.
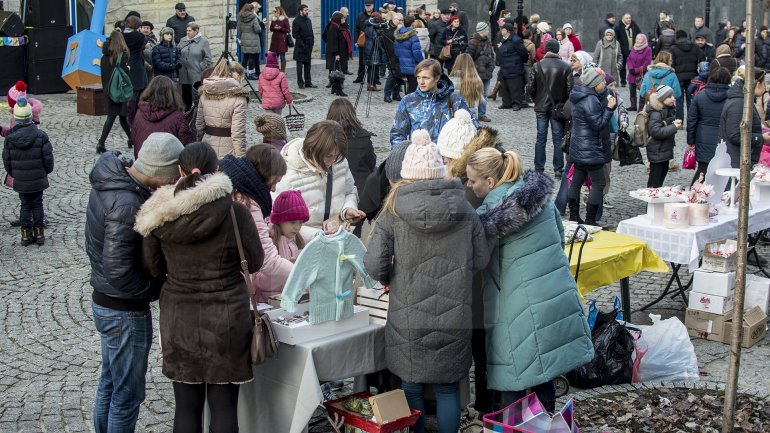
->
xmin=1 ymin=60 xmax=769 ymax=432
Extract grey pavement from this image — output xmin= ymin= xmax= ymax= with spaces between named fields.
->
xmin=1 ymin=61 xmax=769 ymax=432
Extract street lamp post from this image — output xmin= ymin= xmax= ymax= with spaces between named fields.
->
xmin=517 ymin=0 xmax=523 ymax=20
xmin=705 ymin=0 xmax=711 ymax=28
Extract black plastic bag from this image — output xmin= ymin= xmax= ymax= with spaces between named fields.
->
xmin=566 ymin=310 xmax=634 ymax=388
xmin=617 ymin=130 xmax=644 ymax=166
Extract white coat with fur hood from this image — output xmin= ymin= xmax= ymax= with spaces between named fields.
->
xmin=274 ymin=137 xmax=359 ymax=242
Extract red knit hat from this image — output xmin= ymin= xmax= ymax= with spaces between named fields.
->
xmin=270 ymin=190 xmax=310 ymax=225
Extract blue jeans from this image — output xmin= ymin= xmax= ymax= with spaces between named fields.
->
xmin=401 ymin=382 xmax=460 ymax=433
xmin=384 ymin=67 xmax=401 ymax=99
xmin=92 ymin=302 xmax=153 ymax=433
xmin=534 ymin=112 xmax=565 ymax=173
xmin=478 ymin=79 xmax=491 ymax=117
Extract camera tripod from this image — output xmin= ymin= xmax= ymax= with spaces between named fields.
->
xmin=220 ymin=2 xmax=261 ymax=103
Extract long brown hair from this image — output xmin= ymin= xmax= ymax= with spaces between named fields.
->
xmin=107 ymin=30 xmax=129 ymax=66
xmin=303 ymin=120 xmax=347 ymax=172
xmin=140 ymin=75 xmax=185 ymax=112
xmin=273 ymin=6 xmax=287 ymax=18
xmin=239 ymin=3 xmax=254 ymax=18
xmin=326 ymin=98 xmax=364 ymax=137
xmin=450 ymin=53 xmax=483 ymax=106
xmin=271 ymin=224 xmax=306 ymax=250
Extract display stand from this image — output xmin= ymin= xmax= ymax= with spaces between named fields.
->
xmin=629 ymin=191 xmax=684 ymax=225
xmin=716 ymin=168 xmax=741 ymax=213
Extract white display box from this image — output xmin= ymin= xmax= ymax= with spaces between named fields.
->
xmin=266 ymin=304 xmax=370 ymax=345
xmin=692 ymin=270 xmax=736 ymax=297
xmin=746 ymin=275 xmax=770 ymax=315
xmin=688 ymin=291 xmax=734 ymax=315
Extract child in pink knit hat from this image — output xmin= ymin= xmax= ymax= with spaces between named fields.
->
xmin=2 ymin=81 xmax=44 ymax=137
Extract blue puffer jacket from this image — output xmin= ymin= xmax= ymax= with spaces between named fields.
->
xmin=2 ymin=123 xmax=53 ymax=193
xmin=497 ymin=34 xmax=528 ymax=79
xmin=477 ymin=171 xmax=593 ymax=392
xmin=85 ymin=152 xmax=156 ymax=305
xmin=389 ymin=74 xmax=479 ymax=147
xmin=568 ymin=85 xmax=613 ymax=166
xmin=638 ymin=63 xmax=682 ymax=101
xmin=152 ymin=41 xmax=181 ymax=81
xmin=686 ymin=83 xmax=729 ymax=163
xmin=394 ymin=27 xmax=423 ymax=76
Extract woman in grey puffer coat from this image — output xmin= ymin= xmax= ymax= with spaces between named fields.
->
xmin=178 ymin=22 xmax=212 ymax=110
xmin=237 ymin=3 xmax=264 ymax=80
xmin=365 ymin=129 xmax=489 ymax=433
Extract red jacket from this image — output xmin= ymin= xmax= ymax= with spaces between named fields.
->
xmin=131 ymin=101 xmax=195 ymax=157
xmin=568 ymin=33 xmax=582 ymax=52
xmin=258 ymin=67 xmax=293 ymax=110
xmin=269 ymin=17 xmax=291 ymax=53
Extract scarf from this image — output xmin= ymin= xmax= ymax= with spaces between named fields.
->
xmin=218 ymin=155 xmax=273 ymax=217
xmin=332 ymin=21 xmax=353 ymax=56
xmin=634 ymin=34 xmax=648 ymax=50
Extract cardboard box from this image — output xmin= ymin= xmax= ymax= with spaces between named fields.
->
xmin=745 ymin=275 xmax=770 ymax=314
xmin=356 ymin=287 xmax=389 ymax=325
xmin=688 ymin=291 xmax=733 ymax=314
xmin=266 ymin=303 xmax=370 ymax=345
xmin=369 ymin=390 xmax=412 ymax=424
xmin=692 ymin=270 xmax=735 ymax=297
xmin=701 ymin=239 xmax=738 ymax=272
xmin=685 ymin=308 xmax=729 ymax=342
xmin=324 ymin=392 xmax=421 ymax=433
xmin=722 ymin=306 xmax=768 ymax=348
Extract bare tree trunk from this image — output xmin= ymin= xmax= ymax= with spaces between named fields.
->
xmin=765 ymin=0 xmax=770 ymax=28
xmin=721 ymin=0 xmax=755 ymax=431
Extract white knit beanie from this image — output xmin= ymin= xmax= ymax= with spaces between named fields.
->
xmin=437 ymin=109 xmax=476 ymax=160
xmin=401 ymin=129 xmax=447 ymax=180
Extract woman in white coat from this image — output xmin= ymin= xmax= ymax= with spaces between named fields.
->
xmin=274 ymin=120 xmax=366 ymax=242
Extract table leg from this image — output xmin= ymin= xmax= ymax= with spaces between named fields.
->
xmin=670 ymin=270 xmax=691 ymax=304
xmin=639 ymin=263 xmax=682 ymax=312
xmin=620 ymin=277 xmax=631 ymax=322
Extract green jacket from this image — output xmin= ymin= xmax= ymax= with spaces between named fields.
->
xmin=477 ymin=171 xmax=593 ymax=391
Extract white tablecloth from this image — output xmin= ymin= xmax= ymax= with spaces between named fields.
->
xmin=616 ymin=203 xmax=770 ymax=269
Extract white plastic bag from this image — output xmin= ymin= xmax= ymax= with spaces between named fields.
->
xmin=635 ymin=314 xmax=699 ymax=383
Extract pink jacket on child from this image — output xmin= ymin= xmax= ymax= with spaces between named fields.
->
xmin=258 ymin=67 xmax=293 ymax=111
xmin=248 ymin=201 xmax=294 ymax=302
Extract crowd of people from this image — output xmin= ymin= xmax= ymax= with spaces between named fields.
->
xmin=4 ymin=2 xmax=770 ymax=433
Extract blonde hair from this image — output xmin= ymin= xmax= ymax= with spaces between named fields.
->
xmin=450 ymin=53 xmax=483 ymax=107
xmin=380 ymin=180 xmax=414 ymax=218
xmin=271 ymin=224 xmax=306 ymax=250
xmin=211 ymin=58 xmax=245 ymax=78
xmin=412 ymin=19 xmax=425 ymax=28
xmin=467 ymin=148 xmax=521 ymax=185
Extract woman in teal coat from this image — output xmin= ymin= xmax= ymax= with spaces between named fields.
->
xmin=465 ymin=148 xmax=593 ymax=412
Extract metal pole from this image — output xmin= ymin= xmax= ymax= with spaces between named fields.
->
xmin=705 ymin=0 xmax=711 ymax=29
xmin=517 ymin=0 xmax=523 ymax=20
xmin=721 ymin=0 xmax=754 ymax=430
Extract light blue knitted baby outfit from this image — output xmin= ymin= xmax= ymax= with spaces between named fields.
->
xmin=281 ymin=228 xmax=376 ymax=324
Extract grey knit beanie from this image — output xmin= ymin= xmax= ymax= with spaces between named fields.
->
xmin=254 ymin=113 xmax=288 ymax=141
xmin=654 ymin=85 xmax=674 ymax=101
xmin=581 ymin=67 xmax=605 ymax=88
xmin=385 ymin=141 xmax=410 ymax=182
xmin=133 ymin=132 xmax=184 ymax=179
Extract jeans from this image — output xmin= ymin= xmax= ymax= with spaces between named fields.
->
xmin=296 ymin=61 xmax=312 ymax=86
xmin=173 ymin=382 xmax=240 ymax=433
xmin=478 ymin=79 xmax=491 ymax=117
xmin=495 ymin=380 xmax=556 ymax=413
xmin=534 ymin=112 xmax=565 ymax=173
xmin=92 ymin=302 xmax=152 ymax=433
xmin=401 ymin=381 xmax=460 ymax=433
xmin=242 ymin=53 xmax=260 ymax=74
xmin=19 ymin=191 xmax=45 ymax=229
xmin=384 ymin=67 xmax=401 ymax=99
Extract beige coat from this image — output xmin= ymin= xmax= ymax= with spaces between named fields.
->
xmin=195 ymin=76 xmax=250 ymax=158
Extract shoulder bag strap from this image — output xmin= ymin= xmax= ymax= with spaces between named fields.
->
xmin=230 ymin=205 xmax=259 ymax=310
xmin=323 ymin=172 xmax=333 ymax=221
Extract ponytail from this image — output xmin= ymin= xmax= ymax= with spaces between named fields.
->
xmin=173 ymin=141 xmax=219 ymax=196
xmin=466 ymin=148 xmax=522 ymax=186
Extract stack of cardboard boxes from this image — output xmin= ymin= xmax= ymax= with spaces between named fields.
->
xmin=685 ymin=240 xmax=770 ymax=348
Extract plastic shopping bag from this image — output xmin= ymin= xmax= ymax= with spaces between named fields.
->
xmin=566 ymin=310 xmax=634 ymax=388
xmin=682 ymin=147 xmax=696 ymax=170
xmin=634 ymin=314 xmax=699 ymax=383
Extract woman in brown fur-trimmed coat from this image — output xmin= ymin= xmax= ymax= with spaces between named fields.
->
xmin=195 ymin=60 xmax=250 ymax=158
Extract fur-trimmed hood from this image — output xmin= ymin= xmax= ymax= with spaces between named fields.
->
xmin=449 ymin=127 xmax=502 ymax=183
xmin=395 ymin=27 xmax=417 ymax=41
xmin=198 ymin=76 xmax=251 ymax=101
xmin=478 ymin=171 xmax=553 ymax=239
xmin=134 ymin=172 xmax=233 ymax=239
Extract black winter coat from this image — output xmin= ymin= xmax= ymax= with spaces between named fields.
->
xmin=166 ymin=14 xmax=195 ymax=44
xmin=718 ymin=79 xmax=764 ymax=168
xmin=497 ymin=34 xmax=528 ymax=79
xmin=292 ymin=15 xmax=314 ymax=63
xmin=645 ymin=95 xmax=678 ymax=163
xmin=325 ymin=22 xmax=350 ymax=70
xmin=2 ymin=123 xmax=53 ymax=193
xmin=568 ymin=85 xmax=613 ymax=166
xmin=655 ymin=29 xmax=676 ymax=57
xmin=85 ymin=152 xmax=156 ymax=308
xmin=614 ymin=22 xmax=642 ymax=56
xmin=756 ymin=37 xmax=770 ymax=70
xmin=687 ymin=83 xmax=729 ymax=163
xmin=346 ymin=128 xmax=376 ymax=196
xmin=527 ymin=53 xmax=571 ymax=112
xmin=429 ymin=19 xmax=448 ymax=57
xmin=123 ymin=29 xmax=148 ymax=91
xmin=152 ymin=41 xmax=181 ymax=81
xmin=354 ymin=11 xmax=370 ymax=40
xmin=100 ymin=43 xmax=130 ymax=116
xmin=670 ymin=38 xmax=704 ymax=82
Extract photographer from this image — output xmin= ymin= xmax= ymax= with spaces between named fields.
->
xmin=379 ymin=13 xmax=405 ymax=102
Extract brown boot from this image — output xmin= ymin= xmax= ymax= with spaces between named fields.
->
xmin=488 ymin=81 xmax=502 ymax=101
xmin=280 ymin=60 xmax=286 ymax=72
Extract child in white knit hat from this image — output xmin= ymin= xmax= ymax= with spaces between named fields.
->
xmin=436 ymin=108 xmax=477 ymax=174
xmin=364 ymin=128 xmax=489 ymax=433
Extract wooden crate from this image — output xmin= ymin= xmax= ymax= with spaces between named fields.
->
xmin=77 ymin=84 xmax=107 ymax=116
xmin=356 ymin=287 xmax=388 ymax=325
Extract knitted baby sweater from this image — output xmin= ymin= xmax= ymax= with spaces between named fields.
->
xmin=281 ymin=228 xmax=376 ymax=324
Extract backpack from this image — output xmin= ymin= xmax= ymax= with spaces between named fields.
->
xmin=108 ymin=52 xmax=134 ymax=103
xmin=691 ymin=78 xmax=706 ymax=97
xmin=632 ymin=108 xmax=650 ymax=147
xmin=643 ymin=74 xmax=662 ymax=102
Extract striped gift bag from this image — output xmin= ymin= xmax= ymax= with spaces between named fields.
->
xmin=482 ymin=393 xmax=579 ymax=433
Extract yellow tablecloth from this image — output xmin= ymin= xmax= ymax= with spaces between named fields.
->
xmin=565 ymin=231 xmax=669 ymax=296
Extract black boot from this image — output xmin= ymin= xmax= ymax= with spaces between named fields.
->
xmin=585 ymin=203 xmax=601 ymax=227
xmin=21 ymin=228 xmax=32 ymax=246
xmin=568 ymin=199 xmax=584 ymax=224
xmin=33 ymin=227 xmax=45 ymax=245
xmin=127 ymin=138 xmax=133 ymax=149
